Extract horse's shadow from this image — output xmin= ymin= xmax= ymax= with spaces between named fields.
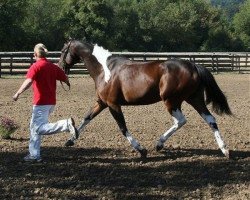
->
xmin=1 ymin=146 xmax=249 ymax=199
xmin=157 ymin=148 xmax=250 ymax=161
xmin=40 ymin=146 xmax=250 ymax=164
xmin=8 ymin=137 xmax=29 ymax=142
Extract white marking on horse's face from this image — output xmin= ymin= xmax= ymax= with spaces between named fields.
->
xmin=92 ymin=44 xmax=112 ymax=83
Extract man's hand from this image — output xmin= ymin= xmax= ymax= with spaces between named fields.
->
xmin=13 ymin=78 xmax=32 ymax=101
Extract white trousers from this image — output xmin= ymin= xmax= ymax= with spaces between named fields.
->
xmin=29 ymin=105 xmax=70 ymax=158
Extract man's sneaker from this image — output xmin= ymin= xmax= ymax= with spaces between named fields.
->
xmin=23 ymin=154 xmax=42 ymax=163
xmin=68 ymin=118 xmax=79 ymax=139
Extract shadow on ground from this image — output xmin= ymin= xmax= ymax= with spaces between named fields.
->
xmin=0 ymin=147 xmax=249 ymax=199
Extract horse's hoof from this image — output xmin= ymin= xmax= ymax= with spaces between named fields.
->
xmin=156 ymin=145 xmax=163 ymax=152
xmin=139 ymin=148 xmax=148 ymax=159
xmin=65 ymin=140 xmax=75 ymax=147
xmin=223 ymin=149 xmax=230 ymax=159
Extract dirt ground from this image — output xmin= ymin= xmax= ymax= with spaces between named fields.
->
xmin=0 ymin=74 xmax=249 ymax=200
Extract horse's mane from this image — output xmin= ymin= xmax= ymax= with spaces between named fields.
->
xmin=106 ymin=56 xmax=131 ymax=69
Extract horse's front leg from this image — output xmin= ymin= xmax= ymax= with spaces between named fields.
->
xmin=65 ymin=100 xmax=107 ymax=146
xmin=108 ymin=105 xmax=147 ymax=158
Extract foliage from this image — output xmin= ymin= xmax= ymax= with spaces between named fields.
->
xmin=106 ymin=0 xmax=143 ymax=51
xmin=21 ymin=0 xmax=65 ymax=50
xmin=232 ymin=0 xmax=250 ymax=51
xmin=131 ymin=0 xmax=225 ymax=51
xmin=0 ymin=0 xmax=249 ymax=51
xmin=60 ymin=0 xmax=113 ymax=47
xmin=0 ymin=0 xmax=27 ymax=51
xmin=0 ymin=116 xmax=18 ymax=139
xmin=210 ymin=0 xmax=246 ymax=20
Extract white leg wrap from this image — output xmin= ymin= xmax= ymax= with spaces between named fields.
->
xmin=201 ymin=113 xmax=226 ymax=150
xmin=214 ymin=130 xmax=226 ymax=149
xmin=78 ymin=118 xmax=90 ymax=133
xmin=125 ymin=131 xmax=142 ymax=150
xmin=67 ymin=118 xmax=90 ymax=142
xmin=157 ymin=109 xmax=186 ymax=146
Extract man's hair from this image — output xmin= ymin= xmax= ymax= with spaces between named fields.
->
xmin=34 ymin=43 xmax=48 ymax=57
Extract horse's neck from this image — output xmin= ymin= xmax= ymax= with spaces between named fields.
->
xmin=83 ymin=56 xmax=102 ymax=80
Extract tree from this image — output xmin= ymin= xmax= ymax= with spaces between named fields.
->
xmin=106 ymin=0 xmax=144 ymax=51
xmin=134 ymin=0 xmax=223 ymax=51
xmin=210 ymin=0 xmax=246 ymax=20
xmin=0 ymin=0 xmax=245 ymax=51
xmin=21 ymin=0 xmax=65 ymax=50
xmin=0 ymin=0 xmax=27 ymax=51
xmin=61 ymin=0 xmax=113 ymax=47
xmin=233 ymin=0 xmax=250 ymax=51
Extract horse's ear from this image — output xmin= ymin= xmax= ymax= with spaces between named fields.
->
xmin=67 ymin=36 xmax=74 ymax=42
xmin=83 ymin=29 xmax=89 ymax=41
xmin=81 ymin=36 xmax=86 ymax=43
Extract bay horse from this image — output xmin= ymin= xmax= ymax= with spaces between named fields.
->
xmin=58 ymin=39 xmax=232 ymax=158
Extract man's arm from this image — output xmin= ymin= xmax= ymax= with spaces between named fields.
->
xmin=13 ymin=78 xmax=33 ymax=101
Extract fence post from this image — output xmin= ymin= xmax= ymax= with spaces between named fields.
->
xmin=143 ymin=53 xmax=146 ymax=61
xmin=0 ymin=57 xmax=1 ymax=78
xmin=231 ymin=54 xmax=235 ymax=71
xmin=229 ymin=54 xmax=233 ymax=71
xmin=216 ymin=55 xmax=219 ymax=74
xmin=245 ymin=53 xmax=248 ymax=73
xmin=237 ymin=55 xmax=241 ymax=74
xmin=30 ymin=55 xmax=34 ymax=66
xmin=10 ymin=56 xmax=13 ymax=75
xmin=211 ymin=55 xmax=215 ymax=72
xmin=189 ymin=55 xmax=195 ymax=63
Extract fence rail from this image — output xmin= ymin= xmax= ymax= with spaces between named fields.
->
xmin=0 ymin=51 xmax=249 ymax=77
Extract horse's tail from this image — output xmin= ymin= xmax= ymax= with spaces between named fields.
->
xmin=195 ymin=65 xmax=232 ymax=115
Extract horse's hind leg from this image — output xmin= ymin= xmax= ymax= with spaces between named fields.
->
xmin=108 ymin=104 xmax=147 ymax=158
xmin=156 ymin=101 xmax=187 ymax=151
xmin=186 ymin=95 xmax=229 ymax=158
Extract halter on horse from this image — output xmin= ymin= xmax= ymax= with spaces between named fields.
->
xmin=59 ymin=40 xmax=232 ymax=158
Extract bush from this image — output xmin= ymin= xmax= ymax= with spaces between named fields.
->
xmin=0 ymin=116 xmax=18 ymax=139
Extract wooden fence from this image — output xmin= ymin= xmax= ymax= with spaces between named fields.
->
xmin=0 ymin=52 xmax=249 ymax=77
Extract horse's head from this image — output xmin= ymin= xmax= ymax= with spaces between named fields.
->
xmin=59 ymin=40 xmax=78 ymax=74
xmin=58 ymin=40 xmax=94 ymax=74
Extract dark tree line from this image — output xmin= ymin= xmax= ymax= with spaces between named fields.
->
xmin=211 ymin=0 xmax=245 ymax=19
xmin=0 ymin=0 xmax=249 ymax=51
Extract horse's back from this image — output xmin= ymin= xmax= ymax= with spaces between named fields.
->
xmin=107 ymin=56 xmax=132 ymax=70
xmin=107 ymin=56 xmax=164 ymax=70
xmin=159 ymin=59 xmax=200 ymax=102
xmin=104 ymin=57 xmax=165 ymax=105
xmin=103 ymin=57 xmax=200 ymax=105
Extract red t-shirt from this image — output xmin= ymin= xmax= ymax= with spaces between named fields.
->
xmin=26 ymin=58 xmax=67 ymax=105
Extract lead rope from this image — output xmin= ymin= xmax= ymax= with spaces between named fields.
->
xmin=60 ymin=40 xmax=72 ymax=91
